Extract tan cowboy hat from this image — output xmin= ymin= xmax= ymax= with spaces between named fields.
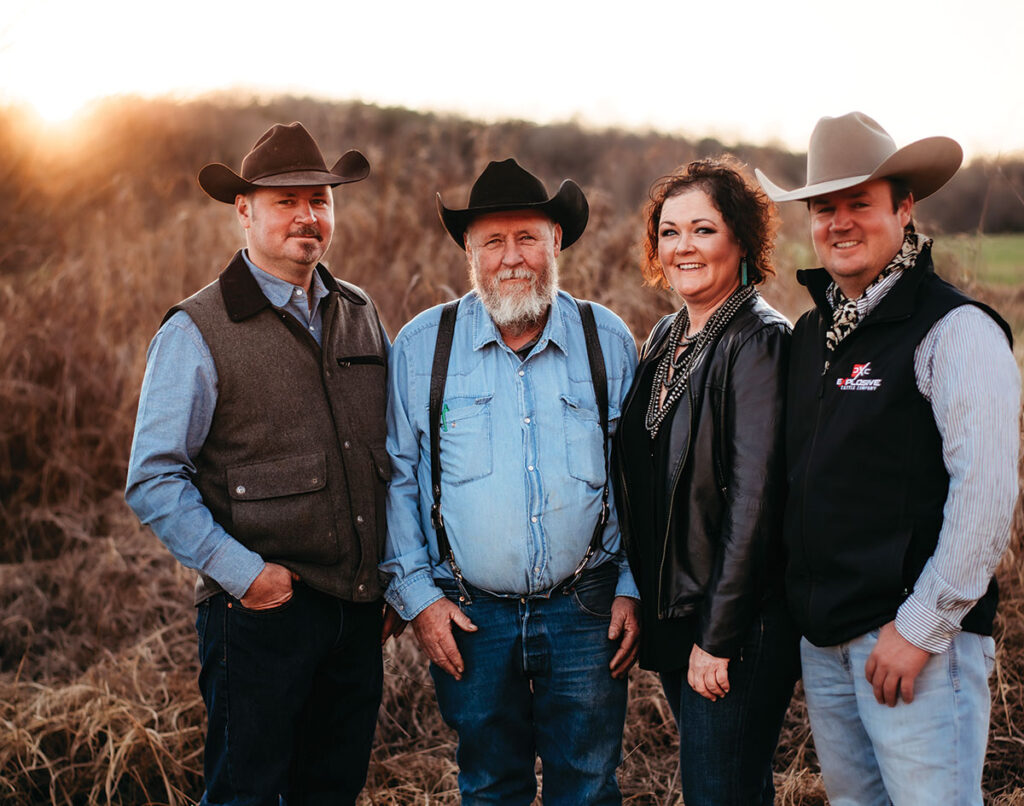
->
xmin=754 ymin=112 xmax=962 ymax=203
xmin=198 ymin=122 xmax=369 ymax=204
xmin=437 ymin=158 xmax=589 ymax=249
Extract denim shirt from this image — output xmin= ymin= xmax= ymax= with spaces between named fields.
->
xmin=380 ymin=291 xmax=640 ymax=621
xmin=125 ymin=252 xmax=334 ymax=598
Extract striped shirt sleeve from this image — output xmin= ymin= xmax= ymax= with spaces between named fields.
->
xmin=895 ymin=305 xmax=1021 ymax=653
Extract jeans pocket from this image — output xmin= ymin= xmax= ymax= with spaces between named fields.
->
xmin=231 ymin=589 xmax=298 ymax=617
xmin=570 ymin=566 xmax=616 ymax=618
xmin=981 ymin=635 xmax=997 ymax=679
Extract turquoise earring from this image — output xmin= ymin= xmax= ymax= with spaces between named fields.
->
xmin=740 ymin=257 xmax=749 ymax=286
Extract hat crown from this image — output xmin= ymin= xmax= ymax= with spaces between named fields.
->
xmin=468 ymin=159 xmax=550 ymax=209
xmin=239 ymin=122 xmax=329 ymax=181
xmin=806 ymin=112 xmax=899 ymax=186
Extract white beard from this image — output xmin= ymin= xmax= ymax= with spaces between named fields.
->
xmin=470 ymin=256 xmax=559 ymax=331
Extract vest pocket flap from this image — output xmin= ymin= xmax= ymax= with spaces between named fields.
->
xmin=227 ymin=453 xmax=328 ymax=500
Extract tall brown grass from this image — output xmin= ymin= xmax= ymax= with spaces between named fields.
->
xmin=1 ymin=95 xmax=1021 ymax=804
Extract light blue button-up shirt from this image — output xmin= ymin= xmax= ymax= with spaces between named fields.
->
xmin=381 ymin=290 xmax=640 ymax=621
xmin=124 ymin=251 xmax=334 ymax=598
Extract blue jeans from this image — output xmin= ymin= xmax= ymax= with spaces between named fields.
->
xmin=195 ymin=584 xmax=383 ymax=806
xmin=659 ymin=598 xmax=800 ymax=806
xmin=801 ymin=629 xmax=996 ymax=806
xmin=430 ymin=564 xmax=627 ymax=806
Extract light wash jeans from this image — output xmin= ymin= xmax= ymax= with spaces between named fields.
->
xmin=800 ymin=629 xmax=996 ymax=806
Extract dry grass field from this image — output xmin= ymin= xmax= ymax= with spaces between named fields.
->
xmin=1 ymin=96 xmax=1022 ymax=804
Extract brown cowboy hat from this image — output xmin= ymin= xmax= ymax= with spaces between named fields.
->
xmin=755 ymin=112 xmax=962 ymax=203
xmin=198 ymin=122 xmax=370 ymax=204
xmin=437 ymin=158 xmax=589 ymax=249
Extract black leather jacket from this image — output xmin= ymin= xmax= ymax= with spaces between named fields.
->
xmin=613 ymin=295 xmax=790 ymax=658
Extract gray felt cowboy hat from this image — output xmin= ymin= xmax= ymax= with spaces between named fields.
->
xmin=755 ymin=112 xmax=962 ymax=203
xmin=437 ymin=158 xmax=589 ymax=249
xmin=198 ymin=122 xmax=370 ymax=204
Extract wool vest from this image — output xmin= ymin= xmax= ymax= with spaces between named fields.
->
xmin=784 ymin=247 xmax=1011 ymax=647
xmin=168 ymin=251 xmax=390 ymax=604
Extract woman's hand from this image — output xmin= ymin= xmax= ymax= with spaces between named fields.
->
xmin=687 ymin=643 xmax=730 ymax=701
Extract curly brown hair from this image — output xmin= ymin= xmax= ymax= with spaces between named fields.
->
xmin=641 ymin=155 xmax=778 ymax=289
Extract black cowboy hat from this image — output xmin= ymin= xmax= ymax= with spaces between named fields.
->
xmin=437 ymin=158 xmax=589 ymax=249
xmin=198 ymin=122 xmax=369 ymax=204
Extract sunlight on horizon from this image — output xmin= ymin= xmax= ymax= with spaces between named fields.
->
xmin=3 ymin=0 xmax=1023 ymax=160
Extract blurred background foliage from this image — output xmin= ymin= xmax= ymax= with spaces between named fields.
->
xmin=0 ymin=94 xmax=1021 ymax=804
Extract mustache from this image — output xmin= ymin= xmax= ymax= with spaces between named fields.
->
xmin=288 ymin=227 xmax=322 ymax=240
xmin=495 ymin=268 xmax=536 ymax=282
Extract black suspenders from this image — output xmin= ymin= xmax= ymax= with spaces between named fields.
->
xmin=428 ymin=298 xmax=610 ymax=601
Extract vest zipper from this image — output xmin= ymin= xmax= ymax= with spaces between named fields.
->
xmin=337 ymin=354 xmax=385 ymax=367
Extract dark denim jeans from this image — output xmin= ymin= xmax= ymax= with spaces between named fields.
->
xmin=430 ymin=564 xmax=627 ymax=806
xmin=659 ymin=597 xmax=800 ymax=806
xmin=195 ymin=583 xmax=383 ymax=806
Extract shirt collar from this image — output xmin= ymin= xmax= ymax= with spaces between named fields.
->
xmin=467 ymin=290 xmax=568 ymax=355
xmin=242 ymin=249 xmax=330 ymax=309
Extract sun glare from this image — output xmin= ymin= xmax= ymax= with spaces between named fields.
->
xmin=28 ymin=92 xmax=87 ymax=126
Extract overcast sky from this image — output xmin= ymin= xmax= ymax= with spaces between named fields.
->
xmin=3 ymin=0 xmax=1021 ymax=161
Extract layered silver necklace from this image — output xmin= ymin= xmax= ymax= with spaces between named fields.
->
xmin=645 ymin=285 xmax=756 ymax=438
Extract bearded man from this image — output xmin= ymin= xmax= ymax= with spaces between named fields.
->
xmin=380 ymin=159 xmax=641 ymax=805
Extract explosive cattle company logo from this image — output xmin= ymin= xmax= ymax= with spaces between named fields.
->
xmin=836 ymin=362 xmax=883 ymax=391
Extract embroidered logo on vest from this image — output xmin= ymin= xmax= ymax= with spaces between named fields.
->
xmin=836 ymin=362 xmax=883 ymax=391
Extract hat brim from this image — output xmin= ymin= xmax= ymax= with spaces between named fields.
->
xmin=198 ymin=149 xmax=370 ymax=204
xmin=437 ymin=179 xmax=589 ymax=250
xmin=756 ymin=136 xmax=962 ymax=203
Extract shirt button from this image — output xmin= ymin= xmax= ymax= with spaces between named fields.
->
xmin=518 ymin=370 xmax=525 ymax=377
xmin=524 ymin=417 xmax=531 ymax=424
xmin=356 ymin=515 xmax=364 ymax=524
xmin=235 ymin=485 xmax=246 ymax=495
xmin=534 ymin=566 xmax=541 ymax=575
xmin=531 ymin=516 xmax=538 ymax=523
xmin=527 ymin=465 xmax=534 ymax=471
xmin=295 ymin=288 xmax=304 ymax=296
xmin=343 ymin=441 xmax=351 ymax=449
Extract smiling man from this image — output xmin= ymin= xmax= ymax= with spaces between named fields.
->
xmin=757 ymin=113 xmax=1020 ymax=805
xmin=380 ymin=159 xmax=640 ymax=805
xmin=126 ymin=123 xmax=388 ymax=805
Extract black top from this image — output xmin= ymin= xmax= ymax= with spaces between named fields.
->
xmin=620 ymin=355 xmax=693 ymax=671
xmin=785 ymin=246 xmax=1010 ymax=645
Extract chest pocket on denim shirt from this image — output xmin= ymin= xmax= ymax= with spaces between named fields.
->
xmin=439 ymin=395 xmax=494 ymax=485
xmin=560 ymin=394 xmax=614 ymax=488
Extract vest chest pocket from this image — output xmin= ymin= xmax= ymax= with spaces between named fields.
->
xmin=226 ymin=452 xmax=338 ymax=564
xmin=332 ymin=354 xmax=387 ymax=441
